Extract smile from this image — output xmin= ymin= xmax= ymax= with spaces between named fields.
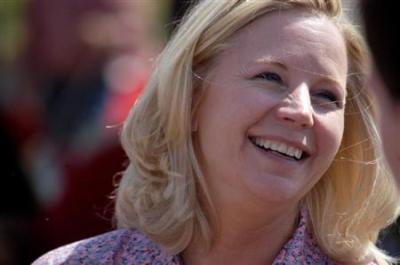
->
xmin=249 ymin=137 xmax=309 ymax=161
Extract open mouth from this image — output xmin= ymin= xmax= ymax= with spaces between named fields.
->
xmin=249 ymin=136 xmax=309 ymax=161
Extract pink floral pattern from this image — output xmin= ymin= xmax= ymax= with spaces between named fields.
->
xmin=33 ymin=209 xmax=375 ymax=264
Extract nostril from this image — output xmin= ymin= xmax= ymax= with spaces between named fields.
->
xmin=283 ymin=117 xmax=295 ymax=122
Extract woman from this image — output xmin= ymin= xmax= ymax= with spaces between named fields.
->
xmin=34 ymin=0 xmax=399 ymax=264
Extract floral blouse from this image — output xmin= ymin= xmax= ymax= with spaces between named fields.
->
xmin=33 ymin=210 xmax=354 ymax=264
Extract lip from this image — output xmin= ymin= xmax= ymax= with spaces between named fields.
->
xmin=248 ymin=135 xmax=312 ymax=159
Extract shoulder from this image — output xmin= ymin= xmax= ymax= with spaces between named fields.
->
xmin=275 ymin=209 xmax=382 ymax=265
xmin=33 ymin=229 xmax=182 ymax=265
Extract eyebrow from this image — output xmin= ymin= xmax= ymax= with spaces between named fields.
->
xmin=254 ymin=56 xmax=288 ymax=71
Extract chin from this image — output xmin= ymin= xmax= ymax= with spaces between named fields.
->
xmin=245 ymin=175 xmax=310 ymax=205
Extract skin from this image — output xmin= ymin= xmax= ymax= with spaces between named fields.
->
xmin=186 ymin=8 xmax=348 ymax=265
xmin=369 ymin=69 xmax=400 ymax=181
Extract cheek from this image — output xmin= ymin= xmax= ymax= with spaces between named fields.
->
xmin=317 ymin=113 xmax=345 ymax=158
xmin=193 ymin=93 xmax=242 ymax=159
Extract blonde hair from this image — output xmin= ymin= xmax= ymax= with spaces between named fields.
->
xmin=116 ymin=0 xmax=399 ymax=264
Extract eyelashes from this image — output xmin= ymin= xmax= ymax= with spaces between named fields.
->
xmin=254 ymin=72 xmax=283 ymax=84
xmin=316 ymin=91 xmax=337 ymax=102
xmin=252 ymin=71 xmax=344 ymax=109
xmin=313 ymin=90 xmax=344 ymax=108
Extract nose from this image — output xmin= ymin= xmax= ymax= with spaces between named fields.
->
xmin=275 ymin=84 xmax=314 ymax=129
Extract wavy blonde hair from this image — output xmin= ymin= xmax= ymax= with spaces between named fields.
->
xmin=116 ymin=0 xmax=399 ymax=264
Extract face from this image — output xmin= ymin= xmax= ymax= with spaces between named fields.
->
xmin=193 ymin=9 xmax=348 ymax=211
xmin=369 ymin=69 xmax=400 ymax=182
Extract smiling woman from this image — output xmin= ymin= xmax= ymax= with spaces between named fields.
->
xmin=193 ymin=9 xmax=348 ymax=210
xmin=34 ymin=0 xmax=399 ymax=265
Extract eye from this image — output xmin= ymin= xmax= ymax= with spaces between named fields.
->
xmin=254 ymin=72 xmax=283 ymax=84
xmin=313 ymin=90 xmax=344 ymax=108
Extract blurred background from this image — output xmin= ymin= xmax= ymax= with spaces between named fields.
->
xmin=0 ymin=0 xmax=193 ymax=263
xmin=0 ymin=0 xmax=398 ymax=264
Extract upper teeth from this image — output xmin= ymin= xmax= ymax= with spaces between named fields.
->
xmin=254 ymin=138 xmax=303 ymax=160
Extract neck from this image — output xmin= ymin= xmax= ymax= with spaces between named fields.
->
xmin=182 ymin=204 xmax=300 ymax=265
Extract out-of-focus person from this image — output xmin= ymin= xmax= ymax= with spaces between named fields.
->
xmin=1 ymin=0 xmax=166 ymax=262
xmin=361 ymin=0 xmax=400 ymax=259
xmin=361 ymin=0 xmax=400 ymax=182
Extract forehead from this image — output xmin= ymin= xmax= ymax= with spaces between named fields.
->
xmin=224 ymin=8 xmax=348 ymax=83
